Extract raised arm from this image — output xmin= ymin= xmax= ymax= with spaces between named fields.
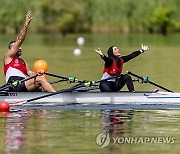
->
xmin=95 ymin=47 xmax=113 ymax=67
xmin=16 ymin=12 xmax=33 ymax=46
xmin=4 ymin=12 xmax=33 ymax=63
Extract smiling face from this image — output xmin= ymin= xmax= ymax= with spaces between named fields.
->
xmin=112 ymin=46 xmax=121 ymax=57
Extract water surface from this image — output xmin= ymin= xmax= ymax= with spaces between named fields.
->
xmin=0 ymin=109 xmax=179 ymax=154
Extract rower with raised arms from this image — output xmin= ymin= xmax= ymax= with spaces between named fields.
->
xmin=95 ymin=44 xmax=149 ymax=92
xmin=3 ymin=12 xmax=56 ymax=92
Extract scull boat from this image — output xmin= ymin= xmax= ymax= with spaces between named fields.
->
xmin=1 ymin=71 xmax=179 ymax=108
xmin=1 ymin=91 xmax=180 ymax=106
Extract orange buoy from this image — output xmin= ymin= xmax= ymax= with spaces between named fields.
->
xmin=33 ymin=60 xmax=48 ymax=73
xmin=0 ymin=101 xmax=10 ymax=112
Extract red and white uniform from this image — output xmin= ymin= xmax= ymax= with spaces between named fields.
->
xmin=4 ymin=55 xmax=27 ymax=83
xmin=102 ymin=58 xmax=124 ymax=82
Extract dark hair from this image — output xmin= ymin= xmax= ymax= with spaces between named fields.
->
xmin=107 ymin=45 xmax=114 ymax=57
xmin=107 ymin=45 xmax=121 ymax=68
xmin=8 ymin=40 xmax=16 ymax=49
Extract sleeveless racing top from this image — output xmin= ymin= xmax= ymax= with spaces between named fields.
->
xmin=4 ymin=55 xmax=27 ymax=83
xmin=102 ymin=58 xmax=124 ymax=81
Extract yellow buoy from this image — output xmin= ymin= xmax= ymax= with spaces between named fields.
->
xmin=33 ymin=60 xmax=48 ymax=73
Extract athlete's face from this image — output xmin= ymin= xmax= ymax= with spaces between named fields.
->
xmin=11 ymin=42 xmax=22 ymax=56
xmin=113 ymin=46 xmax=121 ymax=57
xmin=17 ymin=47 xmax=22 ymax=56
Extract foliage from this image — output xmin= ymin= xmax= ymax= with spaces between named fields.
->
xmin=0 ymin=0 xmax=179 ymax=34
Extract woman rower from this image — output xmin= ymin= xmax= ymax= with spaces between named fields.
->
xmin=95 ymin=44 xmax=149 ymax=92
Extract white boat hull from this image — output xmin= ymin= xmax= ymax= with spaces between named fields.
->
xmin=1 ymin=91 xmax=180 ymax=106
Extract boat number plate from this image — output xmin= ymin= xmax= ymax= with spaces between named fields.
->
xmin=9 ymin=92 xmax=18 ymax=96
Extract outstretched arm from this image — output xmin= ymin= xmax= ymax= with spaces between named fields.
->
xmin=95 ymin=47 xmax=113 ymax=67
xmin=4 ymin=12 xmax=33 ymax=62
xmin=122 ymin=44 xmax=149 ymax=63
xmin=95 ymin=47 xmax=104 ymax=57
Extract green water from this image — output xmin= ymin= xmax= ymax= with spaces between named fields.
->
xmin=0 ymin=109 xmax=179 ymax=154
xmin=0 ymin=34 xmax=180 ymax=154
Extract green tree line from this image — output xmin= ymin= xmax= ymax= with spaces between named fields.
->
xmin=0 ymin=0 xmax=179 ymax=35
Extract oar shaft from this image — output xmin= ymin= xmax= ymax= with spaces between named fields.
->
xmin=128 ymin=71 xmax=173 ymax=92
xmin=21 ymin=74 xmax=38 ymax=82
xmin=50 ymin=79 xmax=67 ymax=84
xmin=45 ymin=72 xmax=68 ymax=80
xmin=27 ymin=84 xmax=83 ymax=102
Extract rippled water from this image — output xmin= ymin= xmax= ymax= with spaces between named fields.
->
xmin=0 ymin=108 xmax=179 ymax=154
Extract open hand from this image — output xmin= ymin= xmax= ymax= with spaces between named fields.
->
xmin=25 ymin=11 xmax=33 ymax=26
xmin=95 ymin=47 xmax=103 ymax=56
xmin=140 ymin=44 xmax=149 ymax=53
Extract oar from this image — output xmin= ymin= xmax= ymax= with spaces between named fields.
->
xmin=50 ymin=79 xmax=68 ymax=84
xmin=10 ymin=75 xmax=120 ymax=105
xmin=0 ymin=74 xmax=38 ymax=91
xmin=127 ymin=71 xmax=173 ymax=92
xmin=45 ymin=72 xmax=68 ymax=80
xmin=45 ymin=72 xmax=80 ymax=83
xmin=46 ymin=72 xmax=104 ymax=85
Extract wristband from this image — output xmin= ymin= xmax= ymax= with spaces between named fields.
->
xmin=140 ymin=49 xmax=144 ymax=53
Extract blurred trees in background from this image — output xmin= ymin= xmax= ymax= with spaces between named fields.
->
xmin=0 ymin=0 xmax=179 ymax=35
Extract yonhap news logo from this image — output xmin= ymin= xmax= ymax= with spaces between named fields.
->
xmin=96 ymin=133 xmax=110 ymax=148
xmin=96 ymin=133 xmax=175 ymax=148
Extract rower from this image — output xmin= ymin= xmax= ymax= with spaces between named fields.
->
xmin=95 ymin=44 xmax=149 ymax=92
xmin=3 ymin=12 xmax=56 ymax=92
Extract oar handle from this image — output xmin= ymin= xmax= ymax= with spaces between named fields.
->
xmin=127 ymin=71 xmax=173 ymax=92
